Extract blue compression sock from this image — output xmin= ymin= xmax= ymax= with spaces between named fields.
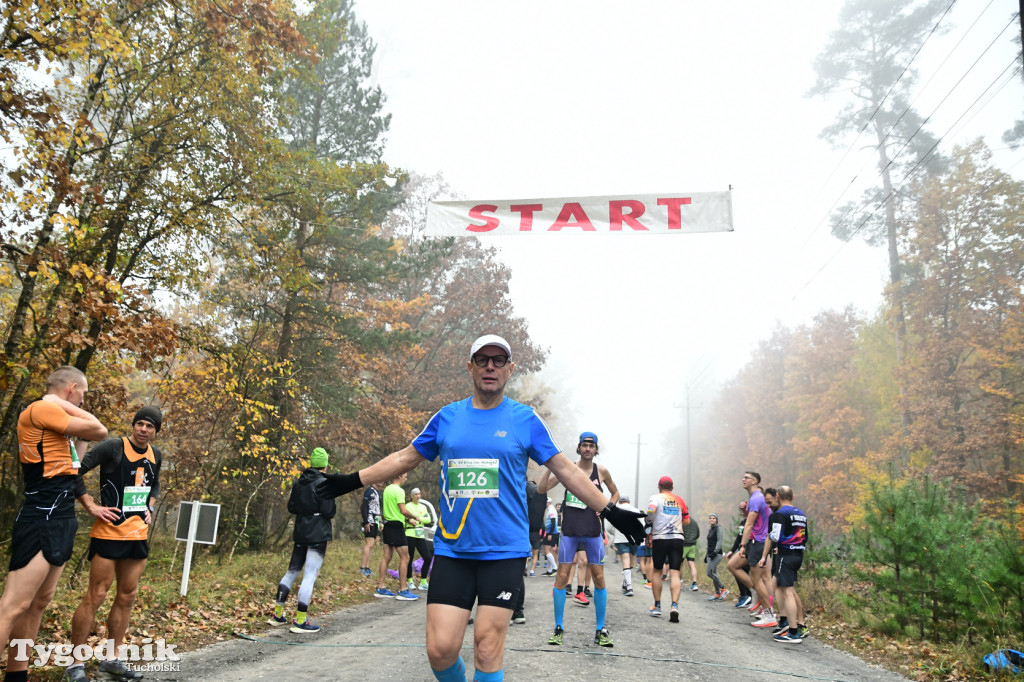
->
xmin=474 ymin=670 xmax=503 ymax=681
xmin=594 ymin=587 xmax=608 ymax=630
xmin=553 ymin=585 xmax=566 ymax=628
xmin=432 ymin=657 xmax=466 ymax=681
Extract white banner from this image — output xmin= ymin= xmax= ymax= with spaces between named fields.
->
xmin=426 ymin=191 xmax=733 ymax=236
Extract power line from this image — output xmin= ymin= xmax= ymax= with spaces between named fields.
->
xmin=883 ymin=11 xmax=1020 ymax=174
xmin=795 ymin=0 xmax=959 ymax=247
xmin=792 ymin=53 xmax=1022 ymax=302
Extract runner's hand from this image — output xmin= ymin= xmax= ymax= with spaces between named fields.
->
xmin=88 ymin=504 xmax=120 ymax=523
xmin=600 ymin=504 xmax=645 ymax=545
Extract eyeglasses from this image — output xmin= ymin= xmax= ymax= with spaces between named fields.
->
xmin=472 ymin=353 xmax=509 ymax=368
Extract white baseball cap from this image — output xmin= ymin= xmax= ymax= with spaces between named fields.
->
xmin=470 ymin=334 xmax=512 ymax=358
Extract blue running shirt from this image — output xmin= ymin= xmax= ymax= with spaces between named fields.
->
xmin=412 ymin=397 xmax=560 ymax=560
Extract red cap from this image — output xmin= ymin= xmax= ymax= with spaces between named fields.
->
xmin=658 ymin=476 xmax=673 ymax=488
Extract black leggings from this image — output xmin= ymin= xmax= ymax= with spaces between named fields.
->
xmin=406 ymin=537 xmax=434 ymax=580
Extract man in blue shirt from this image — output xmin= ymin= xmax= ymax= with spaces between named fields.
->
xmin=351 ymin=334 xmax=645 ymax=682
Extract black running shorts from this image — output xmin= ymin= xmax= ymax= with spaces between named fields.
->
xmin=747 ymin=539 xmax=766 ymax=568
xmin=9 ymin=516 xmax=77 ymax=571
xmin=427 ymin=555 xmax=524 ymax=611
xmin=89 ymin=538 xmax=150 ymax=561
xmin=542 ymin=532 xmax=559 ymax=548
xmin=363 ymin=524 xmax=379 ymax=539
xmin=652 ymin=538 xmax=684 ymax=571
xmin=774 ymin=553 xmax=803 ymax=587
xmin=529 ymin=529 xmax=544 ymax=551
xmin=382 ymin=520 xmax=406 ymax=548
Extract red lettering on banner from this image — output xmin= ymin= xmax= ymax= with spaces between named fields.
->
xmin=510 ymin=204 xmax=544 ymax=231
xmin=657 ymin=197 xmax=692 ymax=230
xmin=548 ymin=203 xmax=595 ymax=231
xmin=608 ymin=200 xmax=648 ymax=231
xmin=466 ymin=204 xmax=500 ymax=232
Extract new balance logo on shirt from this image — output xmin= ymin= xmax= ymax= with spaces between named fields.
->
xmin=493 ymin=430 xmax=507 ymax=437
xmin=496 ymin=591 xmax=512 ymax=600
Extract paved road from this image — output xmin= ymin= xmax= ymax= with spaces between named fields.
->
xmin=148 ymin=570 xmax=906 ymax=682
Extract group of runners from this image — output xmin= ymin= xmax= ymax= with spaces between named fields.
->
xmin=0 ymin=335 xmax=809 ymax=682
xmin=0 ymin=366 xmax=164 ymax=682
xmin=265 ymin=332 xmax=812 ymax=681
xmin=720 ymin=472 xmax=810 ymax=643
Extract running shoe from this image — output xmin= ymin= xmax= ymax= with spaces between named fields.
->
xmin=625 ymin=587 xmax=634 ymax=597
xmin=565 ymin=586 xmax=573 ymax=596
xmin=796 ymin=624 xmax=810 ymax=638
xmin=594 ymin=628 xmax=614 ymax=647
xmin=511 ymin=610 xmax=526 ymax=625
xmin=718 ymin=589 xmax=729 ymax=601
xmin=408 ymin=580 xmax=417 ymax=591
xmin=529 ymin=570 xmax=535 ymax=577
xmin=643 ymin=580 xmax=652 ymax=589
xmin=649 ymin=603 xmax=662 ymax=617
xmin=662 ymin=573 xmax=669 ymax=580
xmin=419 ymin=579 xmax=429 ymax=590
xmin=359 ymin=567 xmax=372 ymax=577
xmin=752 ymin=614 xmax=778 ymax=628
xmin=64 ymin=666 xmax=88 ymax=682
xmin=772 ymin=619 xmax=790 ymax=636
xmin=747 ymin=600 xmax=762 ymax=612
xmin=773 ymin=631 xmax=803 ymax=643
xmin=689 ymin=582 xmax=699 ymax=591
xmin=735 ymin=595 xmax=752 ymax=608
xmin=374 ymin=587 xmax=396 ymax=598
xmin=584 ymin=587 xmax=593 ymax=598
xmin=98 ymin=658 xmax=143 ymax=679
xmin=707 ymin=591 xmax=720 ymax=601
xmin=543 ymin=569 xmax=557 ymax=576
xmin=669 ymin=603 xmax=679 ymax=623
xmin=573 ymin=590 xmax=590 ymax=606
xmin=395 ymin=590 xmax=419 ymax=601
xmin=547 ymin=626 xmax=564 ymax=645
xmin=267 ymin=614 xmax=288 ymax=626
xmin=290 ymin=620 xmax=321 ymax=634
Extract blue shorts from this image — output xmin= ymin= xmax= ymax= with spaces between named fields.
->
xmin=557 ymin=535 xmax=604 ymax=565
xmin=636 ymin=544 xmax=650 ymax=558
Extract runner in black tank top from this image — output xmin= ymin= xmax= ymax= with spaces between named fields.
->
xmin=538 ymin=431 xmax=624 ymax=648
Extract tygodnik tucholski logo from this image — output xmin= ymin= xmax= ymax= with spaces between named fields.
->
xmin=11 ymin=637 xmax=181 ymax=672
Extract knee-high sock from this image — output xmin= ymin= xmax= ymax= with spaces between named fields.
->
xmin=474 ymin=670 xmax=503 ymax=681
xmin=432 ymin=657 xmax=466 ymax=681
xmin=553 ymin=586 xmax=566 ymax=628
xmin=622 ymin=567 xmax=632 ymax=588
xmin=546 ymin=553 xmax=556 ymax=570
xmin=594 ymin=587 xmax=607 ymax=630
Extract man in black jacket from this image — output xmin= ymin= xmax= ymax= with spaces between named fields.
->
xmin=268 ymin=447 xmax=360 ymax=633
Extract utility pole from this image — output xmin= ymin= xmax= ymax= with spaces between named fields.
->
xmin=634 ymin=433 xmax=646 ymax=505
xmin=675 ymin=384 xmax=702 ymax=506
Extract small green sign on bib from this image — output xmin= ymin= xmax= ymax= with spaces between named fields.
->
xmin=122 ymin=486 xmax=151 ymax=513
xmin=565 ymin=490 xmax=587 ymax=509
xmin=447 ymin=458 xmax=499 ymax=499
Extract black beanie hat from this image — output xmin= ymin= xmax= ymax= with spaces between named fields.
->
xmin=133 ymin=406 xmax=162 ymax=432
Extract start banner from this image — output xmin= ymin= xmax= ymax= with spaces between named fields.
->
xmin=426 ymin=191 xmax=733 ymax=236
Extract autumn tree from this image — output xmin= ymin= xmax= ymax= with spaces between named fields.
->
xmin=159 ymin=0 xmax=415 ymax=550
xmin=809 ymin=0 xmax=949 ymax=428
xmin=0 ymin=0 xmax=306 ymax=527
xmin=896 ymin=141 xmax=1024 ymax=498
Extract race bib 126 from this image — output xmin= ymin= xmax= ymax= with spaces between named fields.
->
xmin=447 ymin=459 xmax=499 ymax=498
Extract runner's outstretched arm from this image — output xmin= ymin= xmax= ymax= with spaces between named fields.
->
xmin=357 ymin=444 xmax=423 ymax=487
